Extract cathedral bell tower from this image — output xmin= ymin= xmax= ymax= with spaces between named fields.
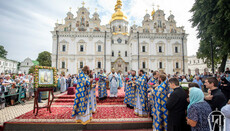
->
xmin=110 ymin=0 xmax=128 ymax=35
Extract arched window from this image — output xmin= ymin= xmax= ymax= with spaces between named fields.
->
xmin=98 ymin=62 xmax=101 ymax=68
xmin=159 ymin=62 xmax=162 ymax=69
xmin=175 ymin=47 xmax=178 ymax=53
xmin=143 ymin=62 xmax=146 ymax=69
xmin=80 ymin=62 xmax=83 ymax=68
xmin=176 ymin=62 xmax=179 ymax=68
xmin=98 ymin=45 xmax=101 ymax=52
xmin=62 ymin=45 xmax=66 ymax=52
xmin=62 ymin=62 xmax=65 ymax=68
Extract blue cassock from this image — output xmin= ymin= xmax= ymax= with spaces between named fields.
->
xmin=124 ymin=75 xmax=131 ymax=104
xmin=118 ymin=74 xmax=123 ymax=88
xmin=152 ymin=80 xmax=169 ymax=131
xmin=72 ymin=71 xmax=91 ymax=117
xmin=126 ymin=76 xmax=138 ymax=107
xmin=98 ymin=73 xmax=107 ymax=98
xmin=135 ymin=74 xmax=148 ymax=112
xmin=148 ymin=77 xmax=158 ymax=115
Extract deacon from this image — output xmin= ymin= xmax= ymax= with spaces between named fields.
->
xmin=124 ymin=70 xmax=137 ymax=109
xmin=147 ymin=71 xmax=159 ymax=118
xmin=72 ymin=66 xmax=93 ymax=125
xmin=98 ymin=69 xmax=107 ymax=100
xmin=109 ymin=68 xmax=119 ymax=97
xmin=134 ymin=70 xmax=148 ymax=117
xmin=151 ymin=74 xmax=169 ymax=131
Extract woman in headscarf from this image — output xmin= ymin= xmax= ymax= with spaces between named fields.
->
xmin=220 ymin=77 xmax=230 ymax=100
xmin=187 ymin=87 xmax=212 ymax=131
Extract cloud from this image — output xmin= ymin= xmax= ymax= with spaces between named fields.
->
xmin=0 ymin=0 xmax=199 ymax=62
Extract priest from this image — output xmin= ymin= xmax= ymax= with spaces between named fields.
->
xmin=134 ymin=69 xmax=148 ymax=117
xmin=98 ymin=69 xmax=107 ymax=100
xmin=108 ymin=68 xmax=119 ymax=97
xmin=152 ymin=74 xmax=169 ymax=131
xmin=72 ymin=66 xmax=93 ymax=125
xmin=124 ymin=70 xmax=137 ymax=109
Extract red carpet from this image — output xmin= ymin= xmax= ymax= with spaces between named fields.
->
xmin=4 ymin=86 xmax=152 ymax=130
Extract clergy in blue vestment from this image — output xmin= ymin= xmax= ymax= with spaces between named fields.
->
xmin=117 ymin=72 xmax=123 ymax=89
xmin=98 ymin=70 xmax=107 ymax=99
xmin=152 ymin=74 xmax=169 ymax=131
xmin=72 ymin=66 xmax=93 ymax=125
xmin=124 ymin=70 xmax=137 ymax=108
xmin=134 ymin=70 xmax=149 ymax=117
xmin=147 ymin=71 xmax=159 ymax=117
xmin=89 ymin=70 xmax=97 ymax=113
xmin=124 ymin=73 xmax=131 ymax=106
xmin=109 ymin=68 xmax=119 ymax=97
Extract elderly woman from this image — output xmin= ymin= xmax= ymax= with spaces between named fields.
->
xmin=187 ymin=87 xmax=212 ymax=131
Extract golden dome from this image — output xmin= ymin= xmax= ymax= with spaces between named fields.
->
xmin=151 ymin=9 xmax=155 ymax=16
xmin=110 ymin=0 xmax=127 ymax=23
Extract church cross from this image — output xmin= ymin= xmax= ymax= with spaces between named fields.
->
xmin=82 ymin=1 xmax=85 ymax=7
xmin=145 ymin=9 xmax=148 ymax=14
xmin=95 ymin=8 xmax=98 ymax=12
xmin=170 ymin=10 xmax=172 ymax=15
xmin=69 ymin=7 xmax=72 ymax=12
xmin=157 ymin=5 xmax=159 ymax=10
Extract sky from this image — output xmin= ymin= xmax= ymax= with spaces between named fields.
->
xmin=0 ymin=0 xmax=199 ymax=62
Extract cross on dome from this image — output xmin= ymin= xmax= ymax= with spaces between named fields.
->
xmin=82 ymin=1 xmax=85 ymax=7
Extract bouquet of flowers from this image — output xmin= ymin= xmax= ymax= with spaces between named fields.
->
xmin=148 ymin=82 xmax=155 ymax=88
xmin=125 ymin=77 xmax=130 ymax=81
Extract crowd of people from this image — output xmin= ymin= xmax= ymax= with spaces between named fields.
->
xmin=0 ymin=67 xmax=230 ymax=131
xmin=0 ymin=73 xmax=35 ymax=109
xmin=71 ymin=66 xmax=230 ymax=131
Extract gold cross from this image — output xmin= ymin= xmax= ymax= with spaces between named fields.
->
xmin=170 ymin=10 xmax=172 ymax=15
xmin=95 ymin=8 xmax=98 ymax=12
xmin=157 ymin=5 xmax=159 ymax=10
xmin=82 ymin=1 xmax=85 ymax=7
xmin=69 ymin=7 xmax=72 ymax=12
xmin=145 ymin=9 xmax=148 ymax=14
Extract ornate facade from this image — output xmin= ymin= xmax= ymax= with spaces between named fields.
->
xmin=51 ymin=0 xmax=188 ymax=74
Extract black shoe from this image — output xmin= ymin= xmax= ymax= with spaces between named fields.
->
xmin=38 ymin=101 xmax=43 ymax=103
xmin=127 ymin=104 xmax=130 ymax=108
xmin=129 ymin=106 xmax=134 ymax=109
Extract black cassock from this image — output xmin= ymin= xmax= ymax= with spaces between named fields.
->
xmin=166 ymin=87 xmax=189 ymax=131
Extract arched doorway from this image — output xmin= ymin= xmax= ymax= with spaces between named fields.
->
xmin=111 ymin=57 xmax=128 ymax=73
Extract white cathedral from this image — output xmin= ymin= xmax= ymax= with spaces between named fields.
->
xmin=51 ymin=0 xmax=188 ymax=75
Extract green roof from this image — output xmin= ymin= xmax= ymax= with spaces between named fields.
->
xmin=32 ymin=60 xmax=39 ymax=65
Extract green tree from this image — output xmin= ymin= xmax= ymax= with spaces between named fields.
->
xmin=36 ymin=51 xmax=51 ymax=66
xmin=28 ymin=65 xmax=36 ymax=74
xmin=0 ymin=45 xmax=8 ymax=58
xmin=190 ymin=0 xmax=230 ymax=72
